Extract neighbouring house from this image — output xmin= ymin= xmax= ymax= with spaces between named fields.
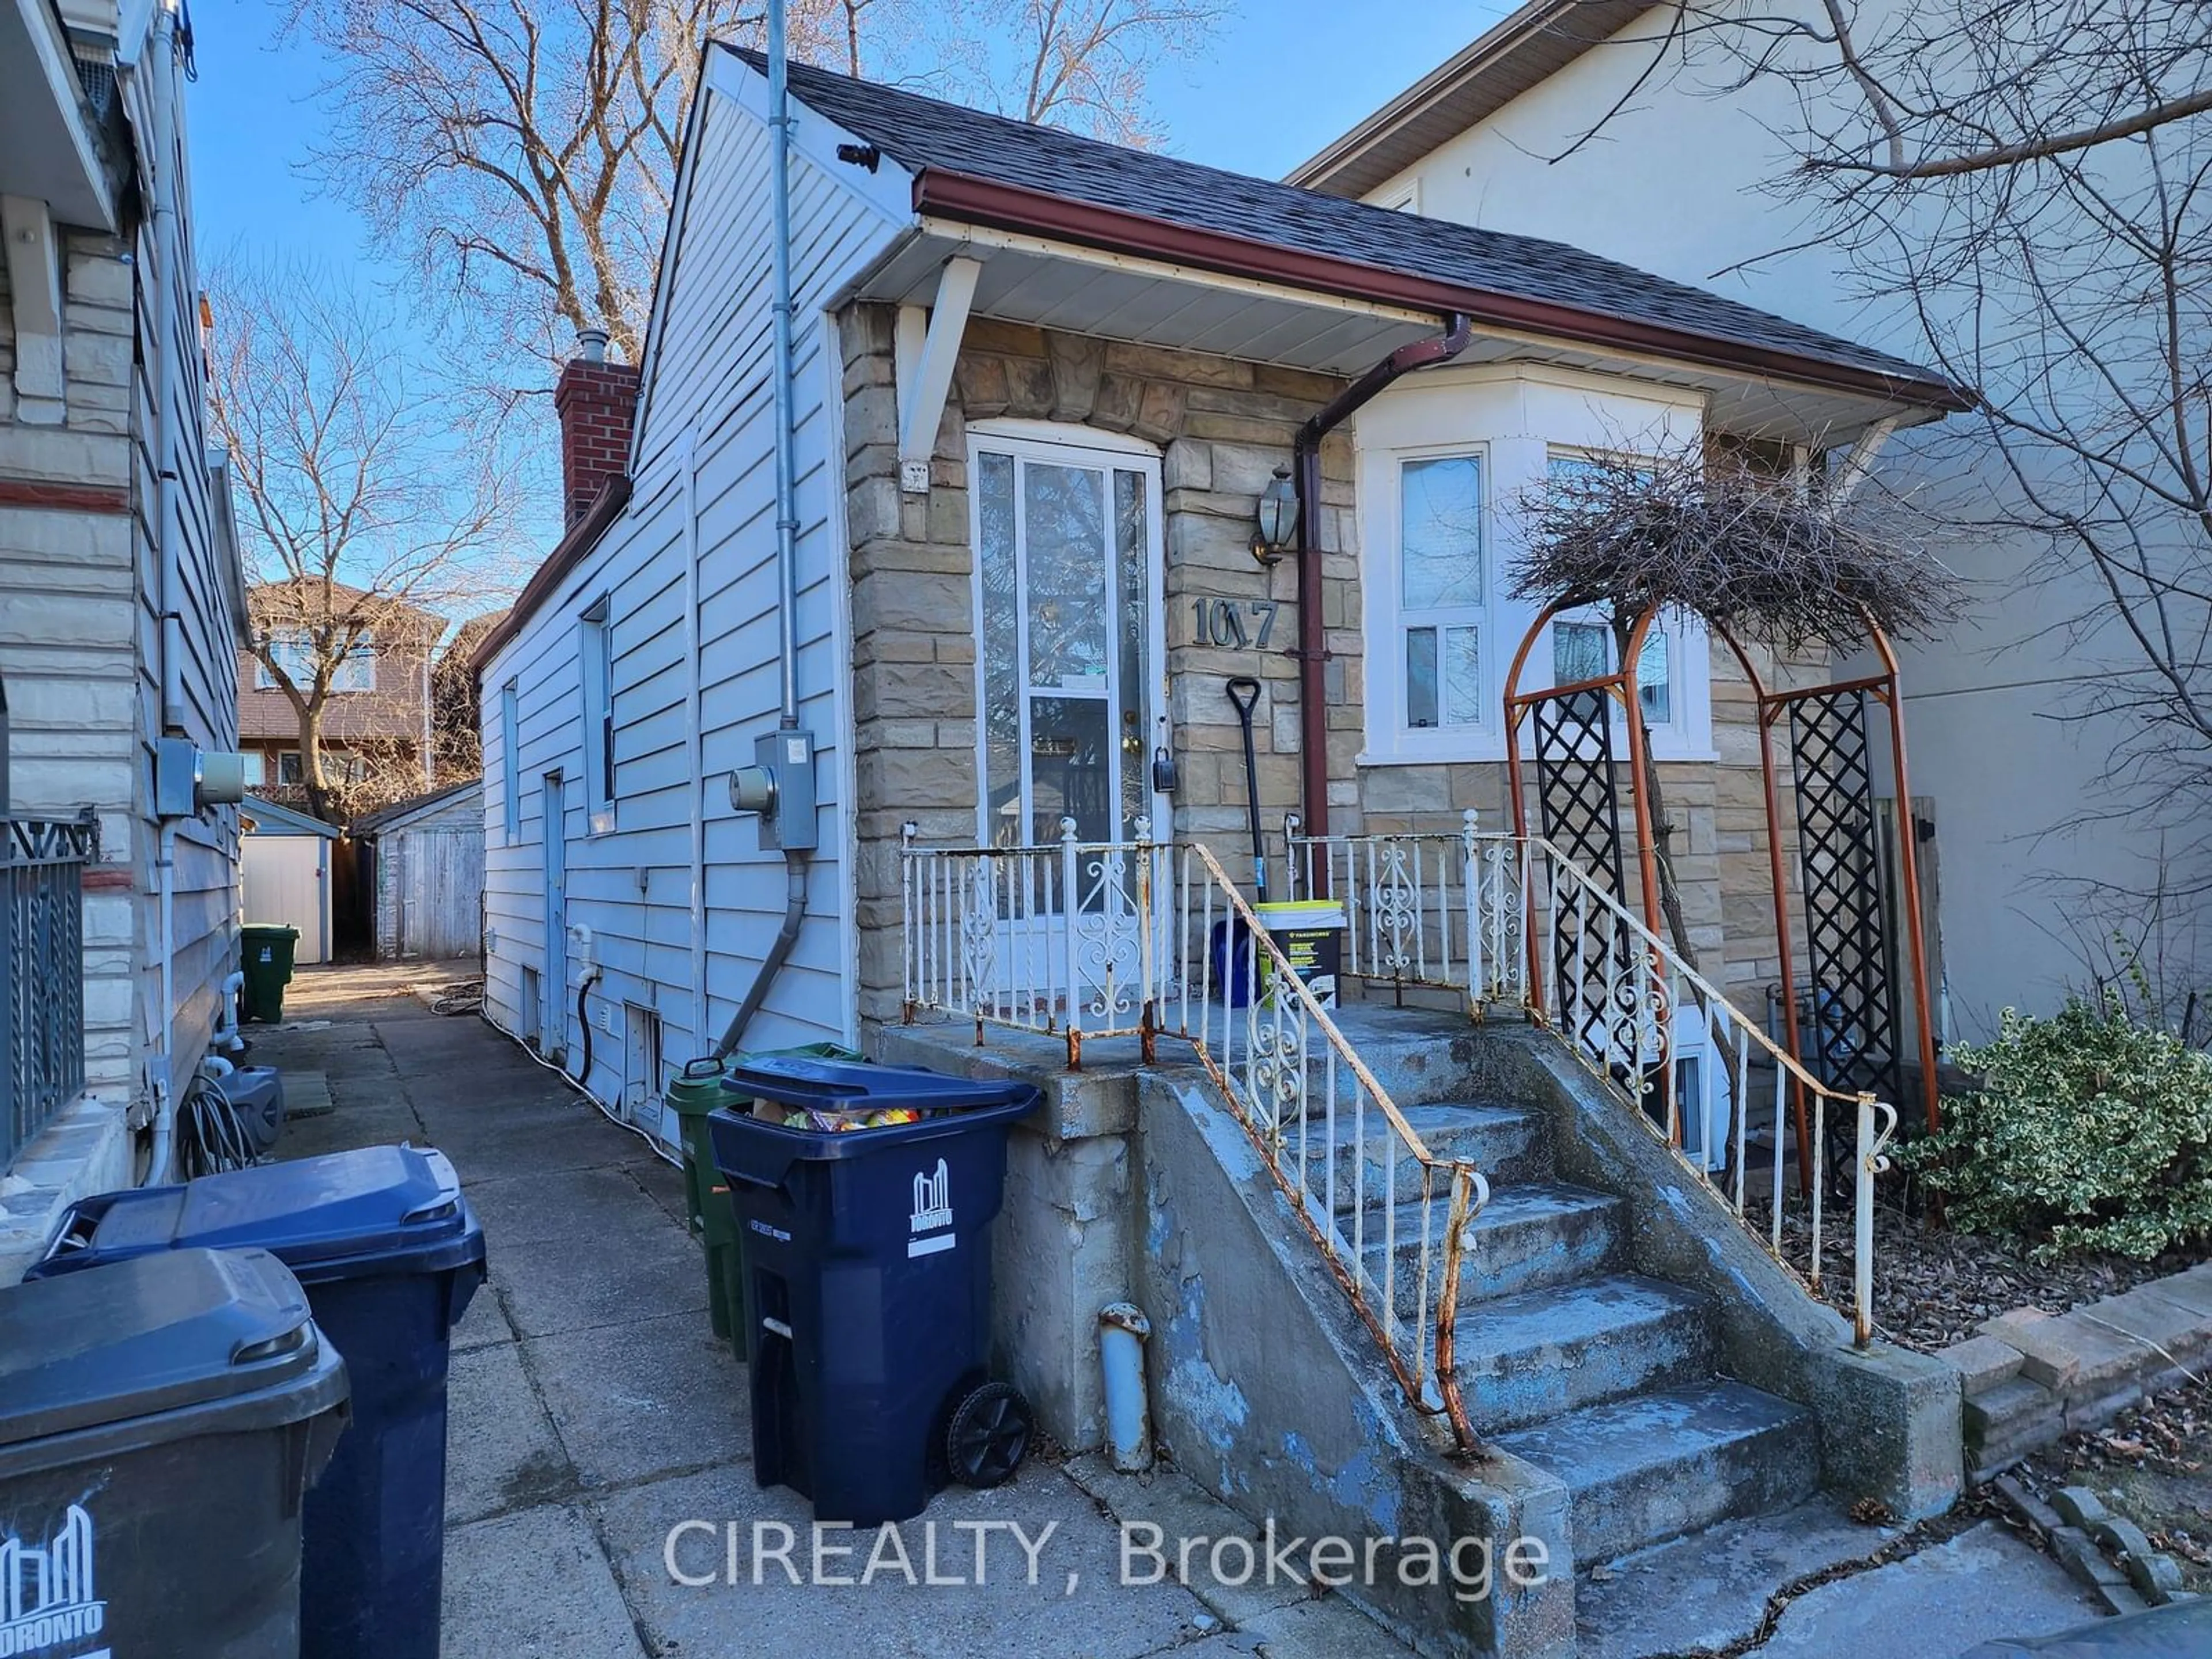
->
xmin=472 ymin=47 xmax=1967 ymax=1656
xmin=237 ymin=578 xmax=445 ymax=818
xmin=1283 ymin=0 xmax=2173 ymax=1041
xmin=238 ymin=793 xmax=339 ymax=967
xmin=1 ymin=0 xmax=247 ymax=1273
xmin=354 ymin=779 xmax=485 ymax=963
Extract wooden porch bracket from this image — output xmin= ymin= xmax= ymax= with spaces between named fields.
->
xmin=894 ymin=255 xmax=982 ymax=493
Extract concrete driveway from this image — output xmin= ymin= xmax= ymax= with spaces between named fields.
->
xmin=254 ymin=964 xmax=1410 ymax=1658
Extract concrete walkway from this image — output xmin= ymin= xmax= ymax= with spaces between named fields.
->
xmin=256 ymin=964 xmax=1412 ymax=1659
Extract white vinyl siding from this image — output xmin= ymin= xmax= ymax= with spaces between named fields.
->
xmin=478 ymin=61 xmax=899 ymax=1124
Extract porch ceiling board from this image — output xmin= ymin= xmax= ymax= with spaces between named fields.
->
xmin=848 ymin=231 xmax=1915 ymax=445
xmin=0 ymin=0 xmax=113 ymax=229
xmin=853 ymin=232 xmax=1438 ymax=376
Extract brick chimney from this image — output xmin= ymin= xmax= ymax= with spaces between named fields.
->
xmin=554 ymin=327 xmax=641 ymax=528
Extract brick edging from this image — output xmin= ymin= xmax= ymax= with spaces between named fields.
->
xmin=1946 ymin=1260 xmax=2212 ymax=1480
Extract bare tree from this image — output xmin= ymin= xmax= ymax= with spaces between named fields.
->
xmin=1513 ymin=443 xmax=1959 ymax=981
xmin=289 ymin=0 xmax=1230 ymax=373
xmin=1533 ymin=0 xmax=2212 ymax=996
xmin=931 ymin=0 xmax=1230 ymax=145
xmin=210 ymin=257 xmax=521 ymax=824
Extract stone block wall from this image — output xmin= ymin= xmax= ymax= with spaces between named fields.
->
xmin=840 ymin=301 xmax=1827 ymax=1039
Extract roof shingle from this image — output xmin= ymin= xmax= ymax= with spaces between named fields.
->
xmin=734 ymin=46 xmax=1960 ymax=402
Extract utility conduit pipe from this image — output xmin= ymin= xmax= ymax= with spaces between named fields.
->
xmin=1099 ymin=1302 xmax=1154 ymax=1474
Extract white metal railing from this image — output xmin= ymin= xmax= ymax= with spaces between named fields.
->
xmin=900 ymin=818 xmax=1895 ymax=1372
xmin=1508 ymin=835 xmax=1897 ymax=1346
xmin=1283 ymin=809 xmax=1527 ymax=1012
xmin=900 ymin=819 xmax=1490 ymax=1449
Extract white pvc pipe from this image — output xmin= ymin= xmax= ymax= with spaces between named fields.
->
xmin=147 ymin=818 xmax=177 ymax=1184
xmin=1099 ymin=1302 xmax=1153 ymax=1473
xmin=209 ymin=969 xmax=245 ymax=1054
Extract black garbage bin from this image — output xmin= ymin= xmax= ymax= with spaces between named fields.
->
xmin=0 ymin=1247 xmax=351 ymax=1659
xmin=29 ymin=1144 xmax=485 ymax=1659
xmin=241 ymin=924 xmax=301 ymax=1023
xmin=707 ymin=1056 xmax=1042 ymax=1526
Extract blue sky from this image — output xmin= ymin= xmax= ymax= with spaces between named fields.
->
xmin=185 ymin=1 xmax=1506 ymax=276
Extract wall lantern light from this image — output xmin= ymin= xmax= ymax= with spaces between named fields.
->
xmin=1252 ymin=466 xmax=1299 ymax=566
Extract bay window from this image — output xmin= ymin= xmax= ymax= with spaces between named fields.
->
xmin=1398 ymin=454 xmax=1486 ymax=730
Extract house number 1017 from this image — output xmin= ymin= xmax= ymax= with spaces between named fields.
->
xmin=1193 ymin=599 xmax=1278 ymax=650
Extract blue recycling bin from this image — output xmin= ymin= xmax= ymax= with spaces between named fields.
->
xmin=28 ymin=1145 xmax=485 ymax=1659
xmin=707 ymin=1056 xmax=1041 ymax=1526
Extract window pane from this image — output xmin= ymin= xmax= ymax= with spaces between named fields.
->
xmin=1027 ymin=695 xmax=1112 ymax=847
xmin=1406 ymin=627 xmax=1438 ymax=728
xmin=1443 ymin=626 xmax=1482 ymax=725
xmin=241 ymin=751 xmax=265 ymax=786
xmin=1638 ymin=630 xmax=1671 ymax=724
xmin=1022 ymin=462 xmax=1109 ymax=689
xmin=1553 ymin=620 xmax=1610 ymax=686
xmin=977 ymin=452 xmax=1020 ymax=843
xmin=1400 ymin=456 xmax=1483 ymax=609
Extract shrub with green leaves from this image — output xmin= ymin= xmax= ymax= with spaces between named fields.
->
xmin=1901 ymin=997 xmax=2212 ymax=1261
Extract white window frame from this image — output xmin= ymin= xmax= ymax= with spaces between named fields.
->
xmin=240 ymin=751 xmax=266 ymax=787
xmin=258 ymin=627 xmax=376 ymax=694
xmin=961 ymin=419 xmax=1170 ymax=849
xmin=579 ymin=596 xmax=614 ymax=835
xmin=1356 ymin=368 xmax=1716 ymax=765
xmin=1541 ymin=448 xmax=1711 ymax=755
xmin=1388 ymin=445 xmax=1494 ymax=750
xmin=500 ymin=680 xmax=521 ymax=843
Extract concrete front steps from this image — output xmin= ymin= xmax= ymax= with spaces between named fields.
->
xmin=1336 ymin=1089 xmax=1821 ymax=1570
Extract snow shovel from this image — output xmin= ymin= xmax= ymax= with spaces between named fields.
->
xmin=1209 ymin=676 xmax=1267 ymax=1007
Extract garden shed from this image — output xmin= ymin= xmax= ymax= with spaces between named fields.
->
xmin=355 ymin=780 xmax=485 ymax=962
xmin=239 ymin=794 xmax=339 ymax=965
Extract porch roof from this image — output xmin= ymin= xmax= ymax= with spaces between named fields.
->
xmin=734 ymin=47 xmax=1971 ymax=438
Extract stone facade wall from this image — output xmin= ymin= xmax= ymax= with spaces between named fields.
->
xmin=840 ymin=301 xmax=1817 ymax=1032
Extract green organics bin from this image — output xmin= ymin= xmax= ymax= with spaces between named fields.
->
xmin=668 ymin=1042 xmax=858 ymax=1345
xmin=240 ymin=924 xmax=301 ymax=1023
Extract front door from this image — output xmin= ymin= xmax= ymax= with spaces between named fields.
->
xmin=970 ymin=429 xmax=1165 ymax=847
xmin=968 ymin=428 xmax=1166 ymax=1006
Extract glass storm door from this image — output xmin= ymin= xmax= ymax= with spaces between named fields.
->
xmin=970 ymin=431 xmax=1165 ymax=1009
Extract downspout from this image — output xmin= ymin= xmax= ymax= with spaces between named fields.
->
xmin=1291 ymin=314 xmax=1472 ymax=839
xmin=144 ymin=5 xmax=186 ymax=1183
xmin=713 ymin=0 xmax=807 ymax=1060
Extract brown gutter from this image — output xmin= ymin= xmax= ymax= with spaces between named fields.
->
xmin=469 ymin=474 xmax=633 ymax=680
xmin=1293 ymin=316 xmax=1475 ymax=842
xmin=912 ymin=169 xmax=1973 ymax=413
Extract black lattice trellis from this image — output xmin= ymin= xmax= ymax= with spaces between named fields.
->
xmin=1530 ymin=687 xmax=1635 ymax=1055
xmin=1787 ymin=690 xmax=1903 ymax=1108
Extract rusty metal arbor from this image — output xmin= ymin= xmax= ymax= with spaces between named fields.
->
xmin=1502 ymin=603 xmax=1671 ymax=1094
xmin=1503 ymin=596 xmax=1941 ymax=1190
xmin=1718 ymin=618 xmax=1942 ymax=1156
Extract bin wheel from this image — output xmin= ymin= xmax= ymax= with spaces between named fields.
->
xmin=945 ymin=1381 xmax=1032 ymax=1488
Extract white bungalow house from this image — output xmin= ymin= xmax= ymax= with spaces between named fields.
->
xmin=1 ymin=0 xmax=247 ymax=1275
xmin=472 ymin=43 xmax=1971 ymax=1658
